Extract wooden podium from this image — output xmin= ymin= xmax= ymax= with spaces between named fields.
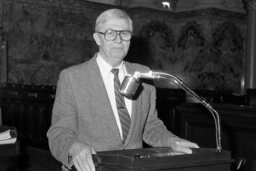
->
xmin=72 ymin=147 xmax=231 ymax=171
xmin=0 ymin=142 xmax=20 ymax=171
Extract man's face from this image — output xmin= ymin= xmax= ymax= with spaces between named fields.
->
xmin=93 ymin=18 xmax=132 ymax=67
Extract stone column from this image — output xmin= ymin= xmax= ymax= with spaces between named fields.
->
xmin=0 ymin=0 xmax=7 ymax=83
xmin=0 ymin=0 xmax=3 ymax=125
xmin=0 ymin=39 xmax=8 ymax=83
xmin=245 ymin=0 xmax=256 ymax=90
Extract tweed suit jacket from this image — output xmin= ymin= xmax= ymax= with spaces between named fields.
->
xmin=47 ymin=54 xmax=175 ymax=168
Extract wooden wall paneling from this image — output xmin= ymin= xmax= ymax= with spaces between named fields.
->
xmin=176 ymin=103 xmax=256 ymax=171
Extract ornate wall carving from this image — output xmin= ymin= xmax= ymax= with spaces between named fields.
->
xmin=1 ymin=0 xmax=246 ymax=93
xmin=127 ymin=8 xmax=246 ymax=93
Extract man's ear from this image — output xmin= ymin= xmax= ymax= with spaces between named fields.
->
xmin=93 ymin=33 xmax=101 ymax=46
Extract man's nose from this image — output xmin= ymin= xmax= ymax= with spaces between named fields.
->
xmin=114 ymin=33 xmax=122 ymax=43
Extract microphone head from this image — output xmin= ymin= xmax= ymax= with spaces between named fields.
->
xmin=120 ymin=75 xmax=140 ymax=98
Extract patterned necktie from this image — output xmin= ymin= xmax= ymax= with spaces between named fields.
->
xmin=111 ymin=68 xmax=131 ymax=143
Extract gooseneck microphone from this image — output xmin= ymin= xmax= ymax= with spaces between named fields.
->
xmin=120 ymin=71 xmax=222 ymax=152
xmin=120 ymin=71 xmax=158 ymax=98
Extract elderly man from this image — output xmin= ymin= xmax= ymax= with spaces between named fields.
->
xmin=47 ymin=8 xmax=199 ymax=171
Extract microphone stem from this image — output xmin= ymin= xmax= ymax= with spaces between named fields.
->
xmin=155 ymin=72 xmax=222 ymax=152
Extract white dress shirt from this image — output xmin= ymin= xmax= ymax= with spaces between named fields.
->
xmin=96 ymin=54 xmax=132 ymax=139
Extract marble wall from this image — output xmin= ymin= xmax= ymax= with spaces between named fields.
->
xmin=1 ymin=0 xmax=246 ymax=93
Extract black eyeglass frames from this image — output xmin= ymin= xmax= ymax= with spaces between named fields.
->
xmin=97 ymin=29 xmax=132 ymax=41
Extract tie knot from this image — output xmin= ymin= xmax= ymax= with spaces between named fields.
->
xmin=111 ymin=68 xmax=119 ymax=77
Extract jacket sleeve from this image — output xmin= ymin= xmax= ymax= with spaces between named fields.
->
xmin=142 ymin=84 xmax=178 ymax=147
xmin=47 ymin=70 xmax=79 ymax=168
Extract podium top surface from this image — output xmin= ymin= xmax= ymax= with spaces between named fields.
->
xmin=92 ymin=147 xmax=231 ymax=169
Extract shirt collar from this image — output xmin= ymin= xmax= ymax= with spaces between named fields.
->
xmin=96 ymin=53 xmax=127 ymax=76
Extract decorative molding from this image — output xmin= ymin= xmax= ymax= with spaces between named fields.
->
xmin=249 ymin=0 xmax=256 ymax=9
xmin=245 ymin=0 xmax=256 ymax=10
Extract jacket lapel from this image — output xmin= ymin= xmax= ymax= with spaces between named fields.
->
xmin=88 ymin=56 xmax=122 ymax=142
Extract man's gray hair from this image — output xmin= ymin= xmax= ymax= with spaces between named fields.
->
xmin=95 ymin=8 xmax=133 ymax=32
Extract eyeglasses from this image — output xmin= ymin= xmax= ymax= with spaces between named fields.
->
xmin=97 ymin=29 xmax=132 ymax=41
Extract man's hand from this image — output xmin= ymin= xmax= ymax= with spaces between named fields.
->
xmin=168 ymin=137 xmax=199 ymax=154
xmin=69 ymin=142 xmax=96 ymax=171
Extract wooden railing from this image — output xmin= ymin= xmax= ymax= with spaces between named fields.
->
xmin=0 ymin=83 xmax=56 ymax=149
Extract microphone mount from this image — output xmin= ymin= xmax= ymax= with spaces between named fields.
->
xmin=123 ymin=71 xmax=222 ymax=152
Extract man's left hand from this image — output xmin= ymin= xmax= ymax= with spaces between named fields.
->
xmin=168 ymin=137 xmax=199 ymax=154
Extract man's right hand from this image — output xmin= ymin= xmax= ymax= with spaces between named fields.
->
xmin=69 ymin=142 xmax=96 ymax=171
